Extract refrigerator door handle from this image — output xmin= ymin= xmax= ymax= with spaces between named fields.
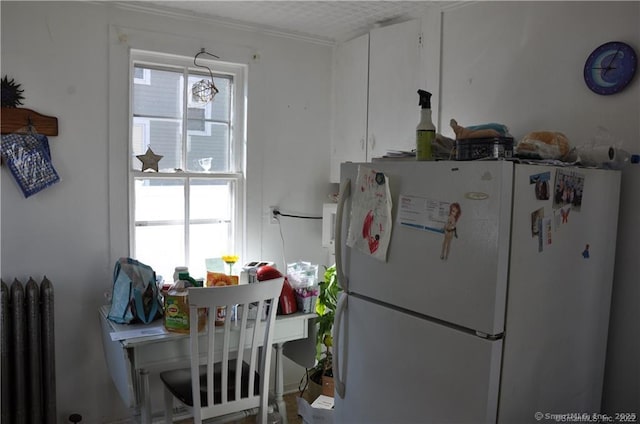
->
xmin=333 ymin=292 xmax=347 ymax=398
xmin=335 ymin=177 xmax=350 ymax=292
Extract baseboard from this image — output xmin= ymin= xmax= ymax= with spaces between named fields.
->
xmin=284 ymin=383 xmax=303 ymax=395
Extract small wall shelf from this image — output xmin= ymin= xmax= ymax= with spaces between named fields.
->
xmin=1 ymin=107 xmax=58 ymax=136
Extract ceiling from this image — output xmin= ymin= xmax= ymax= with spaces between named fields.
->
xmin=131 ymin=1 xmax=446 ymax=43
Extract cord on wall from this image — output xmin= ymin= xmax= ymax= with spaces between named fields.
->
xmin=276 ymin=216 xmax=287 ymax=271
xmin=272 ymin=209 xmax=322 ymax=220
xmin=270 ymin=207 xmax=323 ymax=272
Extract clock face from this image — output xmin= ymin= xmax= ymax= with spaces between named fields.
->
xmin=584 ymin=41 xmax=637 ymax=95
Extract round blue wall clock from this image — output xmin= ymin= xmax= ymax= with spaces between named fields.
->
xmin=584 ymin=41 xmax=637 ymax=95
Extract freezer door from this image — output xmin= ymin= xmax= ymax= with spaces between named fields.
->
xmin=339 ymin=161 xmax=513 ymax=336
xmin=334 ymin=295 xmax=502 ymax=424
xmin=499 ymin=165 xmax=621 ymax=421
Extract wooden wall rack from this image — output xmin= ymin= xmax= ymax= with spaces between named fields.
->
xmin=1 ymin=107 xmax=58 ymax=136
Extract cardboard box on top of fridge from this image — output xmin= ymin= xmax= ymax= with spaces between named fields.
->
xmin=296 ymin=395 xmax=334 ymax=424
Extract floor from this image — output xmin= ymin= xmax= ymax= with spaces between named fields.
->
xmin=274 ymin=392 xmax=306 ymax=424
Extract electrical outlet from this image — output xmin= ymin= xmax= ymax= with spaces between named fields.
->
xmin=269 ymin=206 xmax=279 ymax=224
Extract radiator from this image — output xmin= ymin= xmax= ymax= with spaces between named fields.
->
xmin=1 ymin=277 xmax=56 ymax=424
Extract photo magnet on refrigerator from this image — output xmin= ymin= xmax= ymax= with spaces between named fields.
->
xmin=554 ymin=170 xmax=585 ymax=211
xmin=531 ymin=208 xmax=544 ymax=238
xmin=544 ymin=217 xmax=553 ymax=247
xmin=440 ymin=202 xmax=461 ymax=261
xmin=530 ymin=171 xmax=551 ymax=200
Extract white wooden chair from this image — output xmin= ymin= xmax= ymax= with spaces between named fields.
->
xmin=160 ymin=278 xmax=284 ymax=424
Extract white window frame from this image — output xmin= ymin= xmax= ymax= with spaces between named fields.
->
xmin=128 ymin=49 xmax=246 ymax=277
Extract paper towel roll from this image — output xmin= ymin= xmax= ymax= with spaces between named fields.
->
xmin=577 ymin=146 xmax=627 ymax=169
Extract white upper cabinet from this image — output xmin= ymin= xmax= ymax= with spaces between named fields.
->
xmin=330 ymin=32 xmax=370 ymax=183
xmin=367 ymin=19 xmax=423 ymax=159
xmin=330 ymin=19 xmax=424 ymax=182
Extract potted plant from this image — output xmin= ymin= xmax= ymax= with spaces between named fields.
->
xmin=309 ymin=264 xmax=342 ymax=396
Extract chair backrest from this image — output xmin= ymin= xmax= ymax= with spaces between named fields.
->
xmin=187 ymin=277 xmax=284 ymax=423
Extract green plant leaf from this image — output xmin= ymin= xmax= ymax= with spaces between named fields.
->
xmin=314 ymin=264 xmax=342 ymax=366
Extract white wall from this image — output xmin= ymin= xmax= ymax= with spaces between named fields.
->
xmin=439 ymin=1 xmax=640 ymax=145
xmin=436 ymin=1 xmax=639 ymax=415
xmin=1 ymin=1 xmax=332 ymax=422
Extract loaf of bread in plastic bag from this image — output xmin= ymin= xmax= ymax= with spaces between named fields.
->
xmin=516 ymin=131 xmax=570 ymax=159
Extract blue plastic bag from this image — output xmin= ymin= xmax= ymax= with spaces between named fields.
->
xmin=107 ymin=257 xmax=163 ymax=324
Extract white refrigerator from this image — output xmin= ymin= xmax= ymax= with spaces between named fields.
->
xmin=333 ymin=160 xmax=621 ymax=423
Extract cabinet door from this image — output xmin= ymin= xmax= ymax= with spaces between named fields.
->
xmin=368 ymin=19 xmax=422 ymax=159
xmin=330 ymin=32 xmax=369 ymax=183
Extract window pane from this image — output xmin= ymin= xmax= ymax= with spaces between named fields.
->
xmin=134 ymin=178 xmax=185 ymax=222
xmin=189 ymin=222 xmax=232 ymax=278
xmin=135 ymin=224 xmax=184 ymax=283
xmin=132 ymin=117 xmax=182 ymax=171
xmin=134 ymin=67 xmax=144 ymax=79
xmin=186 ymin=122 xmax=230 ymax=172
xmin=210 ymin=76 xmax=231 ymax=122
xmin=133 ymin=66 xmax=183 ymax=118
xmin=189 ymin=179 xmax=233 ymax=277
xmin=134 ymin=178 xmax=186 ymax=282
xmin=190 ymin=179 xmax=232 ymax=221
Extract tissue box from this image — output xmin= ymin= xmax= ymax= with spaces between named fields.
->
xmin=297 ymin=395 xmax=334 ymax=424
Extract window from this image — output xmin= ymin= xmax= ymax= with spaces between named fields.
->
xmin=129 ymin=50 xmax=246 ymax=281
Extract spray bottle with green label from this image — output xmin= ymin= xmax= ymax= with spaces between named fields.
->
xmin=416 ymin=90 xmax=436 ymax=161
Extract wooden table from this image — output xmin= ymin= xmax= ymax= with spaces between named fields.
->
xmin=99 ymin=305 xmax=315 ymax=423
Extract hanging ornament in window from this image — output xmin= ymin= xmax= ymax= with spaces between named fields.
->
xmin=192 ymin=49 xmax=220 ymax=103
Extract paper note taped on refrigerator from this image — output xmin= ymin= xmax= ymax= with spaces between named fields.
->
xmin=346 ymin=166 xmax=392 ymax=262
xmin=397 ymin=194 xmax=450 ymax=233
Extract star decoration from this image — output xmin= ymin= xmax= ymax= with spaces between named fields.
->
xmin=136 ymin=147 xmax=163 ymax=172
